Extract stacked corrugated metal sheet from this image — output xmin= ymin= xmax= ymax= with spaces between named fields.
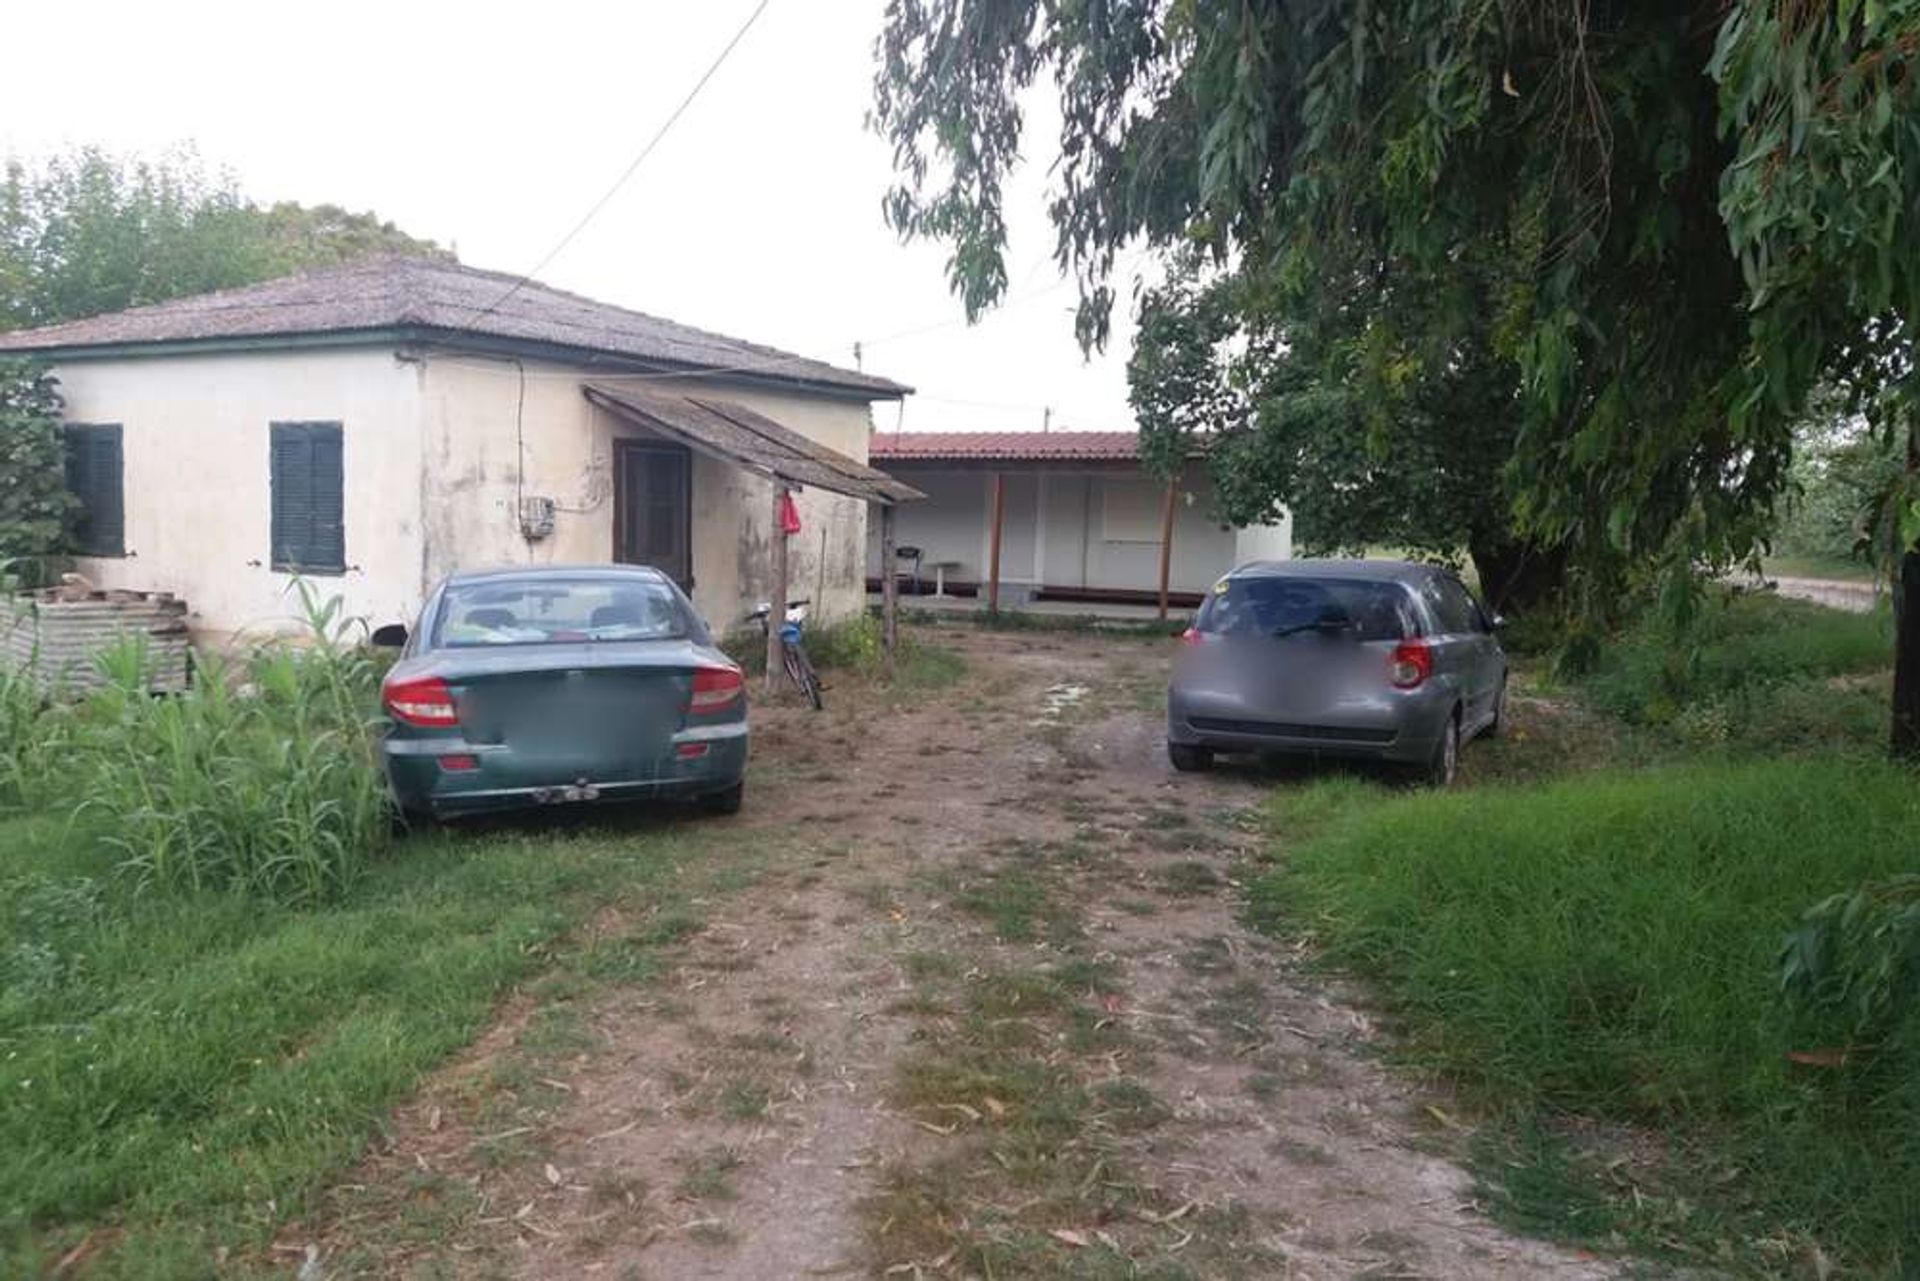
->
xmin=1 ymin=591 xmax=191 ymax=694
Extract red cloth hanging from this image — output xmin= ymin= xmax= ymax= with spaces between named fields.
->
xmin=778 ymin=490 xmax=802 ymax=535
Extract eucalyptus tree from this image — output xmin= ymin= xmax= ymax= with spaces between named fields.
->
xmin=873 ymin=0 xmax=1920 ymax=753
xmin=1716 ymin=2 xmax=1920 ymax=751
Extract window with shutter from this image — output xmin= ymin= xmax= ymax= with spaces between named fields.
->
xmin=62 ymin=424 xmax=125 ymax=558
xmin=270 ymin=421 xmax=346 ymax=574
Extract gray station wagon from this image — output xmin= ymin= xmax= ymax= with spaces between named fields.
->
xmin=1167 ymin=560 xmax=1508 ymax=785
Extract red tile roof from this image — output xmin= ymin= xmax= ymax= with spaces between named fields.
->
xmin=869 ymin=430 xmax=1141 ymax=462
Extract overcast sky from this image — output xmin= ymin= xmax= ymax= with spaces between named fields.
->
xmin=0 ymin=0 xmax=1145 ymax=434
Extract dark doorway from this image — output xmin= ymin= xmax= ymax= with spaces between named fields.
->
xmin=614 ymin=441 xmax=692 ymax=589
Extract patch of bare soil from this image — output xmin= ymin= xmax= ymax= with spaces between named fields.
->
xmin=308 ymin=625 xmax=1620 ymax=1279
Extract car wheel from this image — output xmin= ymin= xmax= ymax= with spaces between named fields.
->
xmin=1168 ymin=742 xmax=1214 ymax=773
xmin=702 ymin=780 xmax=745 ymax=816
xmin=1422 ymin=714 xmax=1460 ymax=787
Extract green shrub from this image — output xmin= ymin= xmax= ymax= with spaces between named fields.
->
xmin=724 ymin=612 xmax=881 ymax=673
xmin=0 ymin=365 xmax=77 ymax=587
xmin=723 ymin=612 xmax=964 ymax=689
xmin=807 ymin=611 xmax=884 ymax=669
xmin=1253 ymin=761 xmax=1920 ymax=1267
xmin=1577 ymin=591 xmax=1892 ymax=746
xmin=1780 ymin=873 xmax=1920 ymax=1055
xmin=1667 ymin=673 xmax=1893 ymax=755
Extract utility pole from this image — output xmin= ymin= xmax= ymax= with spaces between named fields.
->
xmin=1042 ymin=406 xmax=1052 ymax=433
xmin=767 ymin=485 xmax=790 ymax=694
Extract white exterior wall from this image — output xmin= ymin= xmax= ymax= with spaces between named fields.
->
xmin=47 ymin=348 xmax=425 ymax=642
xmin=45 ymin=346 xmax=883 ymax=643
xmin=870 ymin=462 xmax=1292 ymax=596
xmin=414 ymin=356 xmax=876 ymax=634
xmin=1233 ymin=514 xmax=1296 ymax=568
xmin=716 ymin=385 xmax=874 ymax=629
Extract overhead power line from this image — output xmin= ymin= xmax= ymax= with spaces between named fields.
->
xmin=856 ymin=246 xmax=1157 ymax=354
xmin=467 ymin=0 xmax=773 ymax=325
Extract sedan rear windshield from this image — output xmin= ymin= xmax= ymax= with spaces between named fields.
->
xmin=1195 ymin=576 xmax=1415 ymax=642
xmin=434 ymin=577 xmax=692 ymax=647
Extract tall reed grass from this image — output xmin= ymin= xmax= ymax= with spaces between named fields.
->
xmin=2 ymin=584 xmax=389 ymax=905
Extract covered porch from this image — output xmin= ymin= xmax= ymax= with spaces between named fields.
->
xmin=584 ymin=384 xmax=920 ymax=643
xmin=865 ymin=432 xmax=1291 ymax=618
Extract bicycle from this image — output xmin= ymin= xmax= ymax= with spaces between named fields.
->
xmin=747 ymin=597 xmax=823 ymax=710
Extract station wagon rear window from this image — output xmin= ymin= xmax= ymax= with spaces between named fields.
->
xmin=434 ymin=578 xmax=691 ymax=647
xmin=1196 ymin=577 xmax=1415 ymax=642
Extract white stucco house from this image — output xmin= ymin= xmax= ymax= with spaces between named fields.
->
xmin=867 ymin=431 xmax=1291 ymax=610
xmin=0 ymin=257 xmax=917 ymax=642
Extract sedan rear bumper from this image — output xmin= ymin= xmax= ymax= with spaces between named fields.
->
xmin=384 ymin=723 xmax=747 ymax=818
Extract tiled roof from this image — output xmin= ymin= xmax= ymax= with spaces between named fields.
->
xmin=0 ymin=257 xmax=908 ymax=399
xmin=869 ymin=430 xmax=1142 ymax=462
xmin=585 ymin=383 xmax=922 ymax=506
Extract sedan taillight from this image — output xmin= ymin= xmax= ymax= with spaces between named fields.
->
xmin=1390 ymin=640 xmax=1434 ymax=689
xmin=690 ymin=666 xmax=745 ymax=712
xmin=384 ymin=674 xmax=460 ymax=727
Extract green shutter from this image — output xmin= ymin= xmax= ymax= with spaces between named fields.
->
xmin=270 ymin=421 xmax=345 ymax=573
xmin=63 ymin=424 xmax=124 ymax=557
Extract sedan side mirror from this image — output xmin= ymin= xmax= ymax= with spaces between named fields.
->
xmin=371 ymin=623 xmax=409 ymax=648
xmin=1489 ymin=614 xmax=1509 ymax=632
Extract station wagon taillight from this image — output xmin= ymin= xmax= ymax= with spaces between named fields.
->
xmin=383 ymin=675 xmax=460 ymax=727
xmin=689 ymin=666 xmax=745 ymax=712
xmin=1390 ymin=639 xmax=1434 ymax=689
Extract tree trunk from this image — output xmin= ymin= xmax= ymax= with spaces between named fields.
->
xmin=1892 ymin=423 xmax=1920 ymax=761
xmin=1467 ymin=531 xmax=1568 ymax=617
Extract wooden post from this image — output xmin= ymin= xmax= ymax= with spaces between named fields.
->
xmin=987 ymin=471 xmax=1007 ymax=615
xmin=1156 ymin=476 xmax=1177 ymax=620
xmin=766 ymin=483 xmax=789 ymax=693
xmin=880 ymin=502 xmax=899 ymax=676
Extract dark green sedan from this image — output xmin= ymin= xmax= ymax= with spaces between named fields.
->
xmin=376 ymin=565 xmax=747 ymax=821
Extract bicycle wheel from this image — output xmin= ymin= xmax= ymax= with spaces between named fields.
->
xmin=783 ymin=642 xmax=824 ymax=711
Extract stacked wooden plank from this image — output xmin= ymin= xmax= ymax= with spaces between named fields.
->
xmin=1 ymin=590 xmax=191 ymax=694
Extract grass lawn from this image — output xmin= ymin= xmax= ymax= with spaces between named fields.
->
xmin=0 ymin=807 xmax=761 ymax=1277
xmin=1248 ymin=592 xmax=1919 ymax=1273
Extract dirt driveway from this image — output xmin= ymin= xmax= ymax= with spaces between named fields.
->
xmin=311 ymin=624 xmax=1612 ymax=1279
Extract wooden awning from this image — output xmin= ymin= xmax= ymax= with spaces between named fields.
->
xmin=584 ymin=382 xmax=922 ymax=506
